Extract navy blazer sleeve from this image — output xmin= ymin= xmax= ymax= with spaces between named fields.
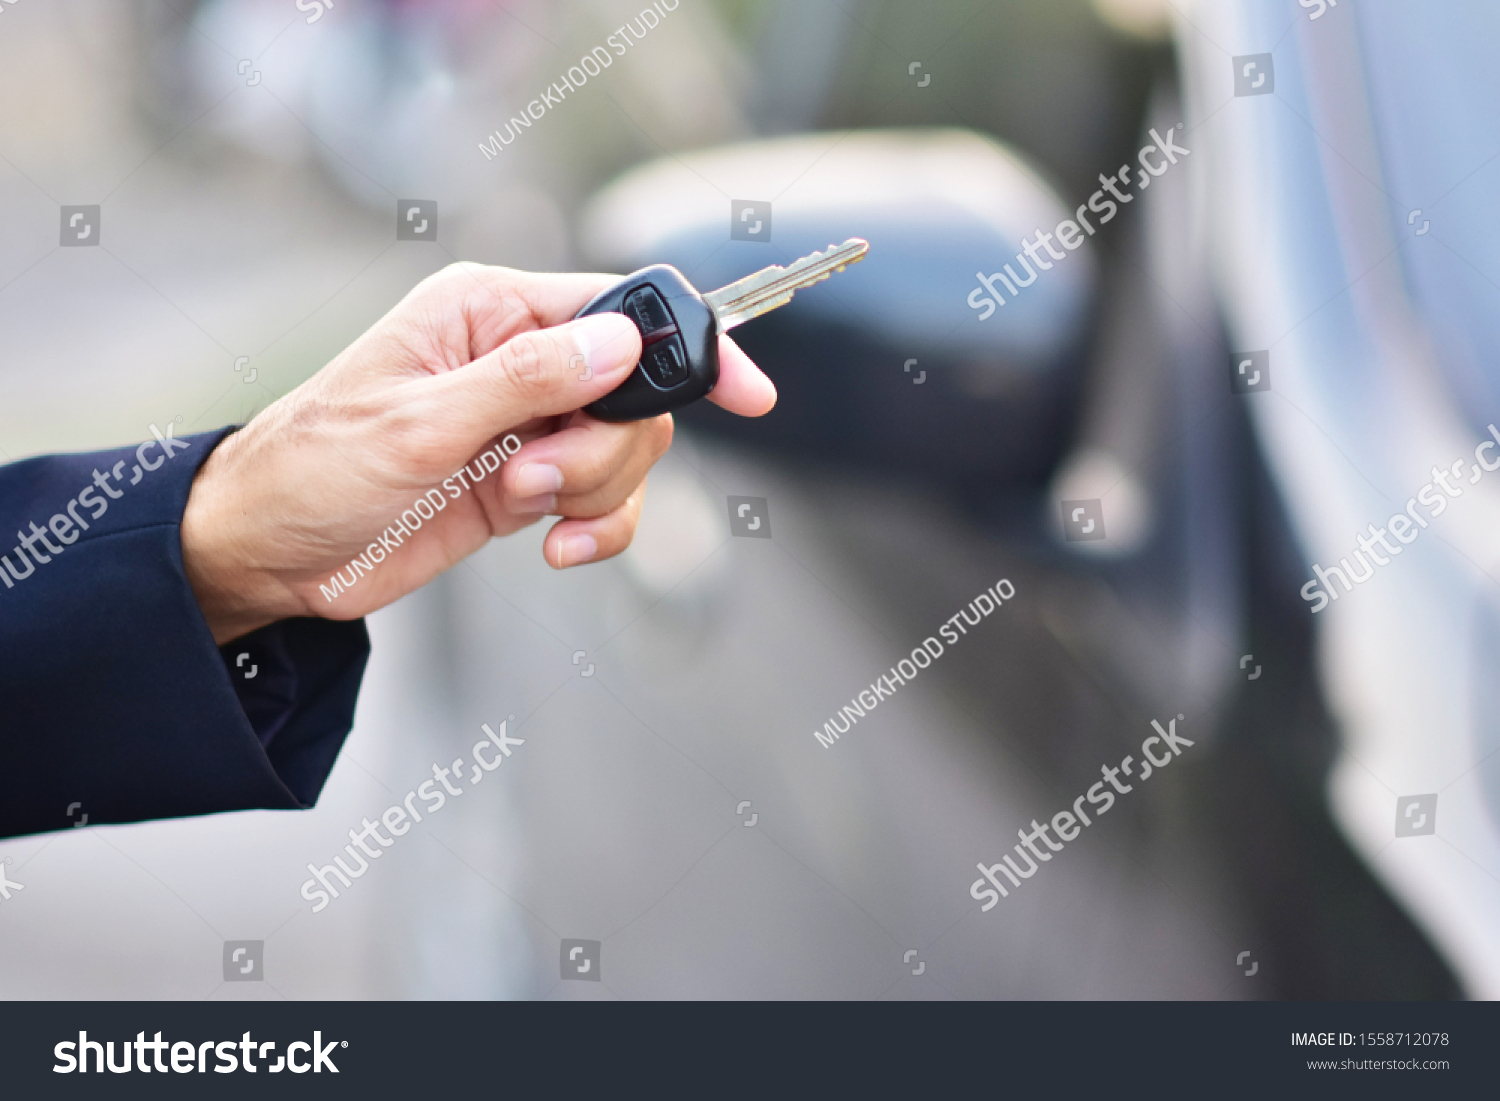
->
xmin=0 ymin=427 xmax=369 ymax=839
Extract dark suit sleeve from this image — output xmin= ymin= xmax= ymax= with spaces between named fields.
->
xmin=0 ymin=428 xmax=369 ymax=839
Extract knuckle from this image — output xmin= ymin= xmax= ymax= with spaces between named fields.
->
xmin=496 ymin=334 xmax=555 ymax=395
xmin=560 ymin=474 xmax=648 ymax=524
xmin=571 ymin=443 xmax=616 ymax=493
xmin=435 ymin=260 xmax=481 ymax=288
xmin=411 ymin=262 xmax=471 ymax=301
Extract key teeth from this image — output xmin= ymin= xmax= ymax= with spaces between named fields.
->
xmin=705 ymin=237 xmax=868 ymax=331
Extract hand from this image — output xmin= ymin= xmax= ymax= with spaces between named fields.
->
xmin=180 ymin=262 xmax=776 ymax=644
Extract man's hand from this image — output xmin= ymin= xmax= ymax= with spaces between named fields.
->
xmin=180 ymin=263 xmax=776 ymax=644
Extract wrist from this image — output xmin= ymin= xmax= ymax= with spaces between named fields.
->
xmin=181 ymin=435 xmax=295 ymax=645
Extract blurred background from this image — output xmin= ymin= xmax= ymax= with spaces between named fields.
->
xmin=2 ymin=0 xmax=1495 ymax=999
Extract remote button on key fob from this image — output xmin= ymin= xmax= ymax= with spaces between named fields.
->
xmin=578 ymin=239 xmax=868 ymax=423
xmin=623 ymin=286 xmax=674 ymax=335
xmin=642 ymin=338 xmax=689 ymax=388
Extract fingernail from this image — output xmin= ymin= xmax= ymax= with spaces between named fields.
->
xmin=513 ymin=462 xmax=563 ymax=496
xmin=572 ymin=313 xmax=638 ymax=376
xmin=557 ymin=533 xmax=597 ymax=568
xmin=511 ymin=493 xmax=556 ymax=515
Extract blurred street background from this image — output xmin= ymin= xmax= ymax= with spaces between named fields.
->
xmin=0 ymin=0 xmax=1479 ymax=999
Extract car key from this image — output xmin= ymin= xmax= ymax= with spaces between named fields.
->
xmin=576 ymin=237 xmax=869 ymax=422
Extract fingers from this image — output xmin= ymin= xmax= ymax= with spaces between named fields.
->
xmin=431 ymin=264 xmax=627 ymax=334
xmin=542 ymin=478 xmax=648 ymax=569
xmin=503 ymin=412 xmax=672 ymax=519
xmin=398 ymin=273 xmax=772 ymax=492
xmin=706 ymin=334 xmax=777 ymax=417
xmin=421 ymin=312 xmax=642 ymax=446
xmin=426 ymin=266 xmax=774 ymax=420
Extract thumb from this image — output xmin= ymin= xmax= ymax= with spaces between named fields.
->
xmin=426 ymin=312 xmax=642 ymax=438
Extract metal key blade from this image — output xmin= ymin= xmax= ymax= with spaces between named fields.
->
xmin=703 ymin=237 xmax=869 ymax=333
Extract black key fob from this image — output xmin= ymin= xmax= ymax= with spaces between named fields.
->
xmin=577 ymin=265 xmax=719 ymax=423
